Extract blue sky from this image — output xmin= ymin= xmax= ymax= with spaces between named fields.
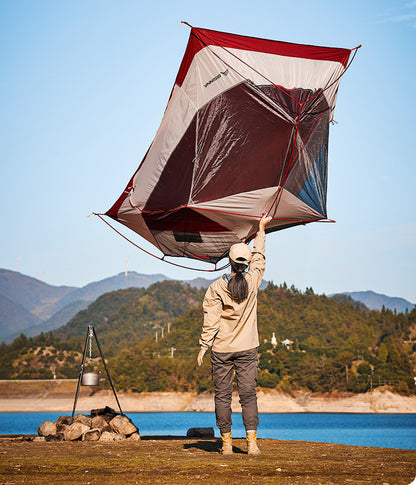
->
xmin=1 ymin=0 xmax=415 ymax=302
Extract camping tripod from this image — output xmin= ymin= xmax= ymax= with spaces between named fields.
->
xmin=71 ymin=325 xmax=123 ymax=423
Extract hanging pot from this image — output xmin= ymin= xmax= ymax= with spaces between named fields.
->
xmin=82 ymin=372 xmax=100 ymax=386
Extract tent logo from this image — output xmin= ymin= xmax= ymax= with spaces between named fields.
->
xmin=204 ymin=69 xmax=229 ymax=88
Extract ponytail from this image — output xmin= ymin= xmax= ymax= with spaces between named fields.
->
xmin=228 ymin=261 xmax=249 ymax=300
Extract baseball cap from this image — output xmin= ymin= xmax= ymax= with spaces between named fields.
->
xmin=229 ymin=243 xmax=252 ymax=265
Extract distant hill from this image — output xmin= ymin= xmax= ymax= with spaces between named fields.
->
xmin=3 ymin=300 xmax=91 ymax=344
xmin=334 ymin=291 xmax=415 ymax=313
xmin=0 ymin=269 xmax=77 ymax=319
xmin=57 ymin=272 xmax=169 ymax=307
xmin=0 ymin=293 xmax=41 ymax=340
xmin=185 ymin=277 xmax=216 ymax=289
xmin=0 ymin=269 xmax=170 ymax=343
xmin=186 ymin=276 xmax=268 ymax=290
xmin=330 ymin=294 xmax=369 ymax=312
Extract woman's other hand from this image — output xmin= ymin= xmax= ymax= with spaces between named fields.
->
xmin=197 ymin=347 xmax=207 ymax=366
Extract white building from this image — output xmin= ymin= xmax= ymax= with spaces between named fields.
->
xmin=281 ymin=338 xmax=293 ymax=349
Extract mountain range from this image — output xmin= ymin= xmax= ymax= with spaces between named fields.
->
xmin=334 ymin=291 xmax=414 ymax=313
xmin=0 ymin=267 xmax=414 ymax=344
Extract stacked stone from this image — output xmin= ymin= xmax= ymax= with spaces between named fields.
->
xmin=37 ymin=406 xmax=140 ymax=442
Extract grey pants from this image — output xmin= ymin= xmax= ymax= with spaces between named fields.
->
xmin=211 ymin=347 xmax=259 ymax=434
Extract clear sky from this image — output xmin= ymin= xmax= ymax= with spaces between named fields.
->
xmin=1 ymin=0 xmax=415 ymax=302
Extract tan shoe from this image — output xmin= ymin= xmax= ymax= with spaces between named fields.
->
xmin=246 ymin=430 xmax=261 ymax=455
xmin=221 ymin=432 xmax=233 ymax=454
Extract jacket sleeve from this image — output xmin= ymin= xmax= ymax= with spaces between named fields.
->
xmin=199 ymin=283 xmax=223 ymax=349
xmin=248 ymin=230 xmax=266 ymax=289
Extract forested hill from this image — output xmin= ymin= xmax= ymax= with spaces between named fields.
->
xmin=0 ymin=281 xmax=415 ymax=395
xmin=51 ymin=281 xmax=205 ymax=356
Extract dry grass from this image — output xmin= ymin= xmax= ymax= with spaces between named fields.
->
xmin=0 ymin=436 xmax=415 ymax=484
xmin=0 ymin=380 xmax=79 ymax=398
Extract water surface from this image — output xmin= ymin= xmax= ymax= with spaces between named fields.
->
xmin=1 ymin=412 xmax=415 ymax=450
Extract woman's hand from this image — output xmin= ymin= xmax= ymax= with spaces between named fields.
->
xmin=197 ymin=347 xmax=207 ymax=366
xmin=259 ymin=214 xmax=272 ymax=231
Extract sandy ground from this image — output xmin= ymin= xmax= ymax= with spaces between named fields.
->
xmin=1 ymin=388 xmax=416 ymax=413
xmin=1 ymin=436 xmax=416 ymax=484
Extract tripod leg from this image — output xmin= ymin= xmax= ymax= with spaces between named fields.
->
xmin=71 ymin=326 xmax=90 ymax=423
xmin=93 ymin=327 xmax=123 ymax=415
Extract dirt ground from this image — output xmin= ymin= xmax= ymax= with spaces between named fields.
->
xmin=0 ymin=436 xmax=415 ymax=484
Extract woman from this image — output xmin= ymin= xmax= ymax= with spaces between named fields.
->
xmin=197 ymin=214 xmax=271 ymax=455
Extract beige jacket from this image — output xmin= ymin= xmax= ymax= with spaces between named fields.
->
xmin=199 ymin=231 xmax=266 ymax=353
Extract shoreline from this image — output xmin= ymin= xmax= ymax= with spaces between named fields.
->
xmin=1 ymin=387 xmax=416 ymax=413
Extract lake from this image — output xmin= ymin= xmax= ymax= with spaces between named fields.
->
xmin=1 ymin=412 xmax=415 ymax=450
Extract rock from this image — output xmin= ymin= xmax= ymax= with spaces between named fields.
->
xmin=91 ymin=406 xmax=117 ymax=417
xmin=126 ymin=432 xmax=141 ymax=441
xmin=91 ymin=415 xmax=111 ymax=431
xmin=82 ymin=428 xmax=101 ymax=441
xmin=186 ymin=427 xmax=215 ymax=438
xmin=45 ymin=434 xmax=64 ymax=442
xmin=56 ymin=416 xmax=72 ymax=426
xmin=56 ymin=423 xmax=69 ymax=433
xmin=56 ymin=416 xmax=72 ymax=433
xmin=90 ymin=407 xmax=119 ymax=424
xmin=73 ymin=414 xmax=92 ymax=427
xmin=102 ymin=413 xmax=118 ymax=423
xmin=109 ymin=415 xmax=137 ymax=436
xmin=33 ymin=436 xmax=46 ymax=442
xmin=99 ymin=431 xmax=115 ymax=442
xmin=63 ymin=422 xmax=90 ymax=441
xmin=38 ymin=420 xmax=57 ymax=437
